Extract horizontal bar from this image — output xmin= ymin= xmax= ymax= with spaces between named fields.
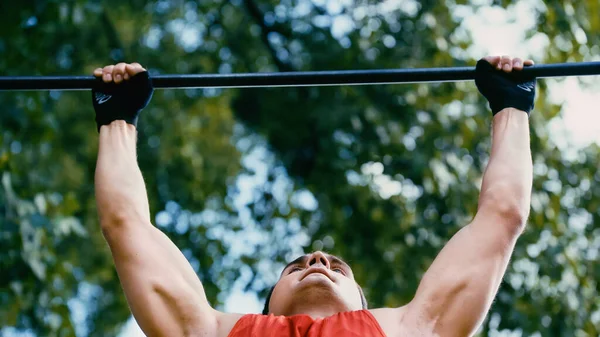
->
xmin=1 ymin=62 xmax=599 ymax=91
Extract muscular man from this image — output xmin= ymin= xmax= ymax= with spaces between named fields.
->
xmin=93 ymin=55 xmax=535 ymax=337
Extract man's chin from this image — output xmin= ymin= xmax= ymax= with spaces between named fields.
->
xmin=295 ymin=276 xmax=338 ymax=296
xmin=284 ymin=286 xmax=350 ymax=316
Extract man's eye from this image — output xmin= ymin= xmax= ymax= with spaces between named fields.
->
xmin=289 ymin=268 xmax=302 ymax=273
xmin=333 ymin=268 xmax=344 ymax=274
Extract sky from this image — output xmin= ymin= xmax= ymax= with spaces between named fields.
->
xmin=113 ymin=1 xmax=600 ymax=336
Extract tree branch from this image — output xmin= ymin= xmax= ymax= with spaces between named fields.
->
xmin=100 ymin=10 xmax=126 ymax=61
xmin=242 ymin=0 xmax=293 ymax=72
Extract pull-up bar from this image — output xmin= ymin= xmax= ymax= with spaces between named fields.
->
xmin=1 ymin=62 xmax=599 ymax=91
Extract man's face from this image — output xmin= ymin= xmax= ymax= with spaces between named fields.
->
xmin=267 ymin=251 xmax=364 ymax=315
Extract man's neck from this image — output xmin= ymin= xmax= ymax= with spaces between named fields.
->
xmin=282 ymin=302 xmax=348 ymax=319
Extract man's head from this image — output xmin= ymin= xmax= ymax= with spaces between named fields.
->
xmin=262 ymin=251 xmax=368 ymax=316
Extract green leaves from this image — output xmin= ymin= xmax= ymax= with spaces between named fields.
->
xmin=1 ymin=0 xmax=599 ymax=335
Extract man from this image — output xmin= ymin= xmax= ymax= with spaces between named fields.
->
xmin=93 ymin=55 xmax=535 ymax=337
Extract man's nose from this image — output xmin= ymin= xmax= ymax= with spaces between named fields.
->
xmin=307 ymin=251 xmax=330 ymax=268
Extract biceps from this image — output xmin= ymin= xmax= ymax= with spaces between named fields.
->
xmin=103 ymin=222 xmax=215 ymax=335
xmin=407 ymin=216 xmax=518 ymax=335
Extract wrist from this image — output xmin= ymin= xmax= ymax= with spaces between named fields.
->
xmin=99 ymin=120 xmax=137 ymax=133
xmin=98 ymin=120 xmax=138 ymax=151
xmin=494 ymin=107 xmax=528 ymax=117
xmin=493 ymin=108 xmax=530 ymax=127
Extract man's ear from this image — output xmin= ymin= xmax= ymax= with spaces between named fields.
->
xmin=262 ymin=286 xmax=276 ymax=315
xmin=357 ymin=284 xmax=368 ymax=309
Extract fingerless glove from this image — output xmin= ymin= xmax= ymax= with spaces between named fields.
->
xmin=92 ymin=71 xmax=153 ymax=131
xmin=474 ymin=60 xmax=536 ymax=116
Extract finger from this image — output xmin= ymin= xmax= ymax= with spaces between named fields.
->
xmin=93 ymin=68 xmax=103 ymax=77
xmin=113 ymin=63 xmax=128 ymax=84
xmin=483 ymin=55 xmax=501 ymax=67
xmin=130 ymin=62 xmax=145 ymax=70
xmin=501 ymin=55 xmax=512 ymax=72
xmin=126 ymin=63 xmax=146 ymax=76
xmin=512 ymin=58 xmax=523 ymax=71
xmin=524 ymin=59 xmax=535 ymax=66
xmin=102 ymin=65 xmax=115 ymax=83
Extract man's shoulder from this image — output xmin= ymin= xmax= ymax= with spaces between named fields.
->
xmin=214 ymin=312 xmax=247 ymax=337
xmin=369 ymin=306 xmax=424 ymax=337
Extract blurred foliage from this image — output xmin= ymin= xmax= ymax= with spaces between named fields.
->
xmin=1 ymin=0 xmax=599 ymax=336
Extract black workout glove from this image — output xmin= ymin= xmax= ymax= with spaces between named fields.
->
xmin=474 ymin=59 xmax=536 ymax=116
xmin=92 ymin=71 xmax=153 ymax=131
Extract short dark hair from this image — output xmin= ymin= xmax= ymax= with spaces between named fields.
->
xmin=262 ymin=277 xmax=369 ymax=314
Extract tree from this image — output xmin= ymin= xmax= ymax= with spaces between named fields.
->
xmin=0 ymin=0 xmax=598 ymax=335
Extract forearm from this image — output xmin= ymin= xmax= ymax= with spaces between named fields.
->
xmin=95 ymin=121 xmax=151 ymax=226
xmin=479 ymin=108 xmax=533 ymax=226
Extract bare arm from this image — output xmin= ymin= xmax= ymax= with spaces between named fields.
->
xmin=403 ymin=57 xmax=534 ymax=336
xmin=94 ymin=64 xmax=218 ymax=336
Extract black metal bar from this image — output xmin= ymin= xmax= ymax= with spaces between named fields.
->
xmin=0 ymin=62 xmax=599 ymax=91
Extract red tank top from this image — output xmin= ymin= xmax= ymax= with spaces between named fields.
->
xmin=226 ymin=310 xmax=387 ymax=337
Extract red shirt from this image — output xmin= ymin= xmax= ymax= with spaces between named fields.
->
xmin=227 ymin=310 xmax=387 ymax=337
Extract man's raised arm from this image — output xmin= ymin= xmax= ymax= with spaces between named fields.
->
xmin=94 ymin=63 xmax=220 ymax=336
xmin=402 ymin=56 xmax=535 ymax=337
